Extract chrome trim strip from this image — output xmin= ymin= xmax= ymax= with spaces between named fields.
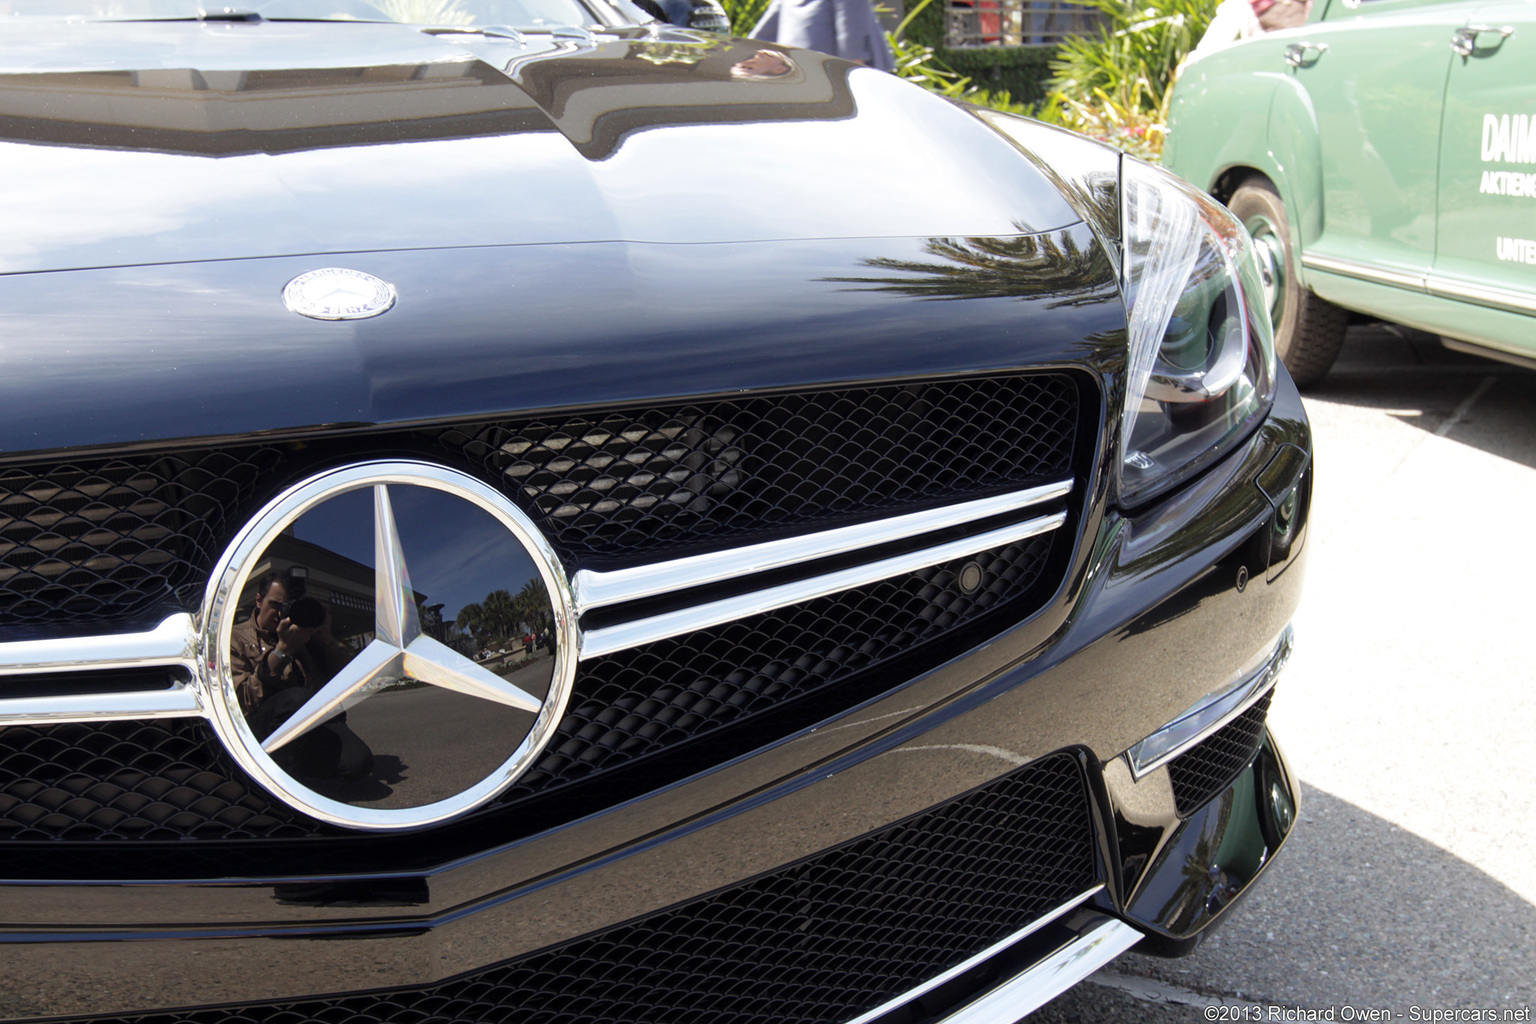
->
xmin=573 ymin=481 xmax=1073 ymax=612
xmin=1301 ymin=252 xmax=1426 ymax=291
xmin=0 ymin=684 xmax=204 ymax=726
xmin=1440 ymin=335 xmax=1536 ymax=372
xmin=0 ymin=614 xmax=198 ymax=677
xmin=1300 ymin=252 xmax=1536 ymax=316
xmin=1125 ymin=624 xmax=1293 ymax=779
xmin=935 ymin=918 xmax=1143 ymax=1024
xmin=3 ymin=483 xmax=1075 ymax=726
xmin=842 ymin=887 xmax=1105 ymax=1024
xmin=1426 ymin=274 xmax=1536 ymax=316
xmin=579 ymin=509 xmax=1068 ymax=661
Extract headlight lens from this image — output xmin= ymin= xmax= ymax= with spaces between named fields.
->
xmin=1119 ymin=158 xmax=1277 ymax=507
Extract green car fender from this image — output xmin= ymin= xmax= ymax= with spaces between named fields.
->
xmin=1167 ymin=40 xmax=1353 ymax=388
xmin=1166 ymin=45 xmax=1283 ymax=191
xmin=1264 ymin=72 xmax=1325 ymax=263
xmin=1167 ymin=51 xmax=1323 ymax=284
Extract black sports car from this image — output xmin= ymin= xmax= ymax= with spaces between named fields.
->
xmin=0 ymin=3 xmax=1309 ymax=1021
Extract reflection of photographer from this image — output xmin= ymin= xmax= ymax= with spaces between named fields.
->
xmin=230 ymin=571 xmax=372 ymax=780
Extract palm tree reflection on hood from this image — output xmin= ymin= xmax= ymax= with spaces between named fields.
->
xmin=823 ymin=228 xmax=1114 ymax=308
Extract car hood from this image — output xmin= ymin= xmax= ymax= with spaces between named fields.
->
xmin=0 ymin=19 xmax=1077 ymax=274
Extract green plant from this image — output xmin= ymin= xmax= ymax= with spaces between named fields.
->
xmin=887 ymin=0 xmax=1033 ymax=113
xmin=721 ymin=0 xmax=1032 ymax=114
xmin=1036 ymin=0 xmax=1218 ymax=158
xmin=942 ymin=47 xmax=1056 ymax=106
xmin=890 ymin=26 xmax=976 ymax=98
xmin=1032 ymin=82 xmax=1167 ymax=160
xmin=718 ymin=0 xmax=774 ymax=35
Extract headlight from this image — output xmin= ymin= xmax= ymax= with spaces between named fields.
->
xmin=1119 ymin=158 xmax=1277 ymax=507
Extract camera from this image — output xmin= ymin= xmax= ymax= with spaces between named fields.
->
xmin=279 ymin=596 xmax=326 ymax=629
xmin=275 ymin=574 xmax=326 ymax=629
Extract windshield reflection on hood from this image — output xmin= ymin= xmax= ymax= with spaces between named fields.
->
xmin=5 ymin=0 xmax=609 ymax=30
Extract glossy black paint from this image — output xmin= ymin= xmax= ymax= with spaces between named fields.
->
xmin=0 ymin=25 xmax=1075 ymax=277
xmin=0 ymin=13 xmax=1312 ymax=1020
xmin=0 ymin=367 xmax=1309 ymax=1015
xmin=1121 ymin=736 xmax=1299 ymax=955
xmin=0 ymin=13 xmax=1114 ymax=462
xmin=0 ymin=228 xmax=1120 ymax=457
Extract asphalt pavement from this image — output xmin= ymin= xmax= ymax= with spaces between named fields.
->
xmin=1034 ymin=326 xmax=1536 ymax=1023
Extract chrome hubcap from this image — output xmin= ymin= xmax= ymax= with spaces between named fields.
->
xmin=1244 ymin=215 xmax=1287 ymax=329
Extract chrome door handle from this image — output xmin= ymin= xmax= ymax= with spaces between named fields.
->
xmin=1452 ymin=24 xmax=1513 ymax=56
xmin=1284 ymin=41 xmax=1329 ymax=67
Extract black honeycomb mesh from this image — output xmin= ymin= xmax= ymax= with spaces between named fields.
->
xmin=1 ymin=375 xmax=1081 ymax=636
xmin=0 ymin=718 xmax=313 ymax=841
xmin=0 ymin=535 xmax=1057 ymax=844
xmin=435 ymin=374 xmax=1079 ymax=562
xmin=0 ymin=449 xmax=284 ymax=630
xmin=61 ymin=753 xmax=1095 ymax=1024
xmin=514 ymin=536 xmax=1054 ymax=794
xmin=1167 ymin=690 xmax=1272 ymax=817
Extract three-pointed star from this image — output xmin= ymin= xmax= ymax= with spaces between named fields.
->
xmin=261 ymin=484 xmax=543 ymax=755
xmin=309 ymin=278 xmax=374 ymax=305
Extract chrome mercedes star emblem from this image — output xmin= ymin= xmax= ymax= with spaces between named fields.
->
xmin=282 ymin=267 xmax=396 ymax=320
xmin=260 ymin=485 xmax=544 ymax=755
xmin=202 ymin=461 xmax=577 ymax=831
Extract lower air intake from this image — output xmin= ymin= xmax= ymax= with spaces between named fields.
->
xmin=64 ymin=752 xmax=1096 ymax=1024
xmin=1168 ymin=690 xmax=1273 ymax=817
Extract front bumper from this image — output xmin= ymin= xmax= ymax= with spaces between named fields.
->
xmin=0 ymin=372 xmax=1310 ymax=1022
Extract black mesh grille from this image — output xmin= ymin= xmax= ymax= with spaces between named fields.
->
xmin=1167 ymin=690 xmax=1272 ymax=817
xmin=0 ymin=449 xmax=284 ymax=630
xmin=0 ymin=535 xmax=1057 ymax=843
xmin=515 ymin=536 xmax=1054 ymax=794
xmin=58 ymin=753 xmax=1095 ymax=1024
xmin=1 ymin=375 xmax=1081 ymax=636
xmin=0 ymin=718 xmax=312 ymax=841
xmin=434 ymin=374 xmax=1079 ymax=562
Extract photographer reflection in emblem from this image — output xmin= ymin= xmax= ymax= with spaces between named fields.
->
xmin=230 ymin=572 xmax=374 ymax=780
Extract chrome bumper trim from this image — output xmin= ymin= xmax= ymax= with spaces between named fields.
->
xmin=0 ymin=684 xmax=205 ymax=726
xmin=0 ymin=613 xmax=198 ymax=677
xmin=935 ymin=917 xmax=1143 ymax=1024
xmin=579 ymin=509 xmax=1067 ymax=661
xmin=573 ymin=480 xmax=1072 ymax=612
xmin=1124 ymin=624 xmax=1293 ymax=779
xmin=842 ymin=887 xmax=1105 ymax=1024
xmin=0 ymin=614 xmax=205 ymax=727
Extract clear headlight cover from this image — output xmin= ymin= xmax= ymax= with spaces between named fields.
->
xmin=1119 ymin=158 xmax=1277 ymax=507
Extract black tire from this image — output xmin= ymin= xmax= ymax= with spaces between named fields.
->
xmin=1227 ymin=177 xmax=1347 ymax=387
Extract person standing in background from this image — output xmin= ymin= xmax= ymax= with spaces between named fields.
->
xmin=750 ymin=0 xmax=896 ymax=72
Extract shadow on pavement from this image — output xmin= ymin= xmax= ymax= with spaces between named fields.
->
xmin=1303 ymin=325 xmax=1536 ymax=472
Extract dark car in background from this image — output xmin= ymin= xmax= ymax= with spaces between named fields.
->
xmin=0 ymin=3 xmax=1309 ymax=1021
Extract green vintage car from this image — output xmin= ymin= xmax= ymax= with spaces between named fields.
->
xmin=1166 ymin=0 xmax=1535 ymax=385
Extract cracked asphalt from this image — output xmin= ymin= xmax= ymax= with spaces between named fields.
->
xmin=1033 ymin=326 xmax=1536 ymax=1023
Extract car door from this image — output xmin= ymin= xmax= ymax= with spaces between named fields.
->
xmin=1431 ymin=1 xmax=1536 ymax=360
xmin=1293 ymin=0 xmax=1471 ymax=280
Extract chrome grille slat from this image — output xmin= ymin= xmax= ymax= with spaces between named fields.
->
xmin=0 ymin=478 xmax=1071 ymax=719
xmin=573 ymin=480 xmax=1071 ymax=613
xmin=0 ymin=524 xmax=1068 ymax=840
xmin=0 ymin=374 xmax=1087 ymax=842
xmin=579 ymin=507 xmax=1069 ymax=661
